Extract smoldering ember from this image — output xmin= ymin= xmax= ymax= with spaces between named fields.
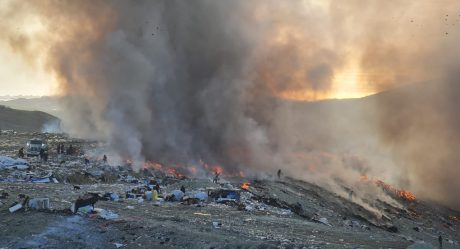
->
xmin=1 ymin=1 xmax=460 ymax=249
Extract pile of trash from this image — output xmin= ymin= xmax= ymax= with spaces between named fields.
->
xmin=0 ymin=156 xmax=29 ymax=170
xmin=70 ymin=193 xmax=119 ymax=220
xmin=4 ymin=194 xmax=51 ymax=213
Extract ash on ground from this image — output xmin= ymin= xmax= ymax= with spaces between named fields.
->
xmin=1 ymin=132 xmax=459 ymax=249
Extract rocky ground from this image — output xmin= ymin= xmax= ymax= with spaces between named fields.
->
xmin=0 ymin=132 xmax=459 ymax=249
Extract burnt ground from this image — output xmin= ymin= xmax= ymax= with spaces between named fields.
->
xmin=1 ymin=133 xmax=459 ymax=249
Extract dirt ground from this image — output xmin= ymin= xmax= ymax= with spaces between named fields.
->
xmin=1 ymin=182 xmax=413 ymax=249
xmin=1 ymin=133 xmax=459 ymax=249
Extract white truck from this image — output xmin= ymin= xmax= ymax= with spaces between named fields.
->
xmin=26 ymin=139 xmax=48 ymax=157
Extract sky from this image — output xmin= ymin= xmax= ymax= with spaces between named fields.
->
xmin=0 ymin=43 xmax=57 ymax=96
xmin=0 ymin=0 xmax=56 ymax=97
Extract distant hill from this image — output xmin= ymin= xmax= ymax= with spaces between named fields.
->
xmin=0 ymin=96 xmax=63 ymax=118
xmin=0 ymin=105 xmax=60 ymax=132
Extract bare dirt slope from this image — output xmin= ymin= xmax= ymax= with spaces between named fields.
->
xmin=0 ymin=106 xmax=60 ymax=132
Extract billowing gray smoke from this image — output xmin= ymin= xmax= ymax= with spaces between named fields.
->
xmin=21 ymin=0 xmax=348 ymax=172
xmin=93 ymin=1 xmax=275 ymax=169
xmin=2 ymin=0 xmax=460 ymax=210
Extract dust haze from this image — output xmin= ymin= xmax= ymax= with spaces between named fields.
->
xmin=1 ymin=0 xmax=460 ymax=209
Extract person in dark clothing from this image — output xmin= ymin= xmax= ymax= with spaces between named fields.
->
xmin=18 ymin=147 xmax=24 ymax=158
xmin=180 ymin=185 xmax=186 ymax=193
xmin=213 ymin=172 xmax=220 ymax=184
xmin=277 ymin=169 xmax=282 ymax=179
xmin=39 ymin=148 xmax=45 ymax=160
xmin=43 ymin=150 xmax=48 ymax=162
xmin=84 ymin=157 xmax=90 ymax=165
xmin=103 ymin=154 xmax=107 ymax=163
xmin=155 ymin=183 xmax=161 ymax=194
xmin=68 ymin=145 xmax=73 ymax=155
xmin=349 ymin=190 xmax=354 ymax=201
xmin=438 ymin=235 xmax=443 ymax=249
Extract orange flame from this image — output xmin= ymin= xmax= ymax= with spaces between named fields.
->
xmin=376 ymin=180 xmax=416 ymax=202
xmin=241 ymin=182 xmax=250 ymax=190
xmin=188 ymin=166 xmax=198 ymax=175
xmin=360 ymin=176 xmax=416 ymax=202
xmin=143 ymin=161 xmax=163 ymax=170
xmin=167 ymin=168 xmax=185 ymax=178
xmin=140 ymin=160 xmax=245 ymax=178
xmin=359 ymin=175 xmax=370 ymax=182
xmin=396 ymin=190 xmax=416 ymax=202
xmin=212 ymin=165 xmax=224 ymax=174
xmin=448 ymin=215 xmax=459 ymax=222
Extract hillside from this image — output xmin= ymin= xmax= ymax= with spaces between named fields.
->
xmin=0 ymin=105 xmax=60 ymax=132
xmin=0 ymin=96 xmax=63 ymax=118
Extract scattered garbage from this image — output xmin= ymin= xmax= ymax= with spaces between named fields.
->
xmin=212 ymin=221 xmax=222 ymax=229
xmin=194 ymin=191 xmax=208 ymax=201
xmin=0 ymin=156 xmax=29 ymax=170
xmin=9 ymin=203 xmax=23 ymax=213
xmin=31 ymin=177 xmax=51 ymax=183
xmin=74 ymin=205 xmax=94 ymax=214
xmin=182 ymin=197 xmax=200 ymax=205
xmin=96 ymin=208 xmax=119 ymax=220
xmin=114 ymin=243 xmax=124 ymax=248
xmin=0 ymin=132 xmax=459 ymax=247
xmin=194 ymin=212 xmax=211 ymax=216
xmin=145 ymin=191 xmax=152 ymax=201
xmin=126 ymin=175 xmax=138 ymax=183
xmin=111 ymin=193 xmax=120 ymax=201
xmin=28 ymin=198 xmax=50 ymax=210
xmin=312 ymin=217 xmax=332 ymax=227
xmin=166 ymin=190 xmax=184 ymax=201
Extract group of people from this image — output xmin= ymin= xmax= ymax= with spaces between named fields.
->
xmin=57 ymin=143 xmax=80 ymax=156
xmin=17 ymin=143 xmax=107 ymax=165
xmin=17 ymin=147 xmax=48 ymax=161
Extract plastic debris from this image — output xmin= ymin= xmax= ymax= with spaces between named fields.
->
xmin=9 ymin=203 xmax=23 ymax=213
xmin=28 ymin=198 xmax=50 ymax=210
xmin=74 ymin=205 xmax=94 ymax=214
xmin=212 ymin=221 xmax=222 ymax=229
xmin=110 ymin=193 xmax=119 ymax=201
xmin=96 ymin=208 xmax=119 ymax=220
xmin=194 ymin=191 xmax=208 ymax=201
xmin=0 ymin=156 xmax=29 ymax=170
xmin=171 ymin=190 xmax=184 ymax=201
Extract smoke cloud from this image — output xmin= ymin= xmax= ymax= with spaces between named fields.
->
xmin=1 ymin=0 xmax=460 ymax=209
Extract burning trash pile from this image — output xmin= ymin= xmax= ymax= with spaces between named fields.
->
xmin=360 ymin=175 xmax=417 ymax=202
xmin=1 ymin=132 xmax=460 ymax=248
